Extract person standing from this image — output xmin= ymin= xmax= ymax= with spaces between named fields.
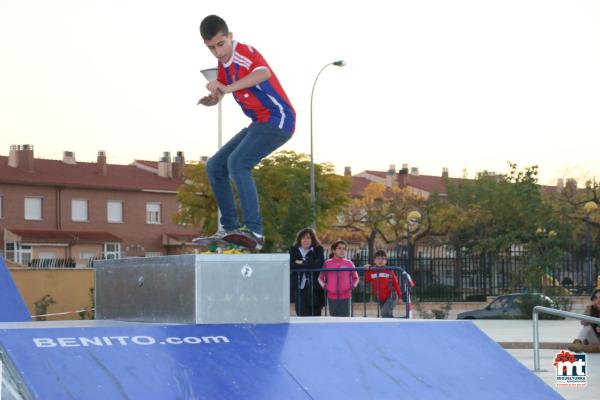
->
xmin=318 ymin=240 xmax=359 ymax=317
xmin=364 ymin=250 xmax=402 ymax=318
xmin=289 ymin=228 xmax=325 ymax=316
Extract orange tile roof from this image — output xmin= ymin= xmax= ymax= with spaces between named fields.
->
xmin=351 ymin=177 xmax=372 ymax=197
xmin=133 ymin=160 xmax=159 ymax=169
xmin=0 ymin=156 xmax=182 ymax=191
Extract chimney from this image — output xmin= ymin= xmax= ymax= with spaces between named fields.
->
xmin=442 ymin=167 xmax=449 ymax=179
xmin=171 ymin=151 xmax=185 ymax=180
xmin=398 ymin=164 xmax=409 ymax=187
xmin=97 ymin=150 xmax=107 ymax=176
xmin=410 ymin=167 xmax=419 ymax=176
xmin=158 ymin=152 xmax=171 ymax=178
xmin=386 ymin=164 xmax=398 ymax=188
xmin=8 ymin=144 xmax=35 ymax=172
xmin=62 ymin=151 xmax=76 ymax=164
xmin=565 ymin=178 xmax=577 ymax=197
xmin=344 ymin=166 xmax=352 ymax=177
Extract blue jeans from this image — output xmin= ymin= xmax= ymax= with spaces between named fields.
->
xmin=206 ymin=122 xmax=292 ymax=234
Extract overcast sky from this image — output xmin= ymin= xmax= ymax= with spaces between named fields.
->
xmin=1 ymin=0 xmax=599 ymax=186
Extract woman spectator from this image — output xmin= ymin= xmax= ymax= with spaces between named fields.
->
xmin=289 ymin=228 xmax=325 ymax=316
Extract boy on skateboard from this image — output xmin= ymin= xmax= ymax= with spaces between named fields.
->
xmin=193 ymin=15 xmax=295 ymax=250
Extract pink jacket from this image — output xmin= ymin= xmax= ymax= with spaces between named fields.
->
xmin=318 ymin=258 xmax=359 ymax=299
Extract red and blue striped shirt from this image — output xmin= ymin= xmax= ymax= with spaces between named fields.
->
xmin=217 ymin=41 xmax=295 ymax=134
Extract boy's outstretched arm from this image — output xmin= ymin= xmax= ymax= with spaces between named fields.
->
xmin=207 ymin=68 xmax=272 ymax=95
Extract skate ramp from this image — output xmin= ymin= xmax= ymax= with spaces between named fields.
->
xmin=0 ymin=257 xmax=30 ymax=322
xmin=0 ymin=321 xmax=561 ymax=399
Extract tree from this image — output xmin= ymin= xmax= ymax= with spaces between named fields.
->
xmin=553 ymin=177 xmax=600 ymax=253
xmin=174 ymin=162 xmax=218 ymax=235
xmin=446 ymin=163 xmax=561 ymax=252
xmin=175 ymin=151 xmax=351 ymax=252
xmin=255 ymin=151 xmax=350 ymax=251
xmin=333 ymin=183 xmax=445 ymax=261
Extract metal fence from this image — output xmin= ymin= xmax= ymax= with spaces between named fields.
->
xmin=291 ymin=266 xmax=412 ymax=318
xmin=346 ymin=246 xmax=599 ymax=300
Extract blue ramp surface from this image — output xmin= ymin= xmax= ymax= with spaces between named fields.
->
xmin=0 ymin=321 xmax=561 ymax=400
xmin=0 ymin=257 xmax=30 ymax=322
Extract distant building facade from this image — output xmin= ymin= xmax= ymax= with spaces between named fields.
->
xmin=0 ymin=145 xmax=201 ymax=267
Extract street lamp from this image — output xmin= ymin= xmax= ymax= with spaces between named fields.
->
xmin=200 ymin=68 xmax=223 ymax=149
xmin=406 ymin=211 xmax=422 ymax=274
xmin=310 ymin=60 xmax=346 ymax=228
xmin=200 ymin=68 xmax=223 ymax=229
xmin=584 ymin=201 xmax=598 ymax=294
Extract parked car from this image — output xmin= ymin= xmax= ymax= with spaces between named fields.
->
xmin=457 ymin=293 xmax=562 ymax=320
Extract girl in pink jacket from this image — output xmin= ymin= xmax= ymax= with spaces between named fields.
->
xmin=318 ymin=240 xmax=359 ymax=317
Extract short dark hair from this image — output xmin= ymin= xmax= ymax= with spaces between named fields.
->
xmin=200 ymin=15 xmax=229 ymax=40
xmin=591 ymin=288 xmax=600 ymax=301
xmin=329 ymin=240 xmax=348 ymax=258
xmin=374 ymin=250 xmax=387 ymax=259
xmin=294 ymin=228 xmax=321 ymax=248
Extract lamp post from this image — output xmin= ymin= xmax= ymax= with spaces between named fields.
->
xmin=310 ymin=60 xmax=346 ymax=228
xmin=200 ymin=68 xmax=223 ymax=149
xmin=200 ymin=68 xmax=223 ymax=228
xmin=584 ymin=201 xmax=598 ymax=294
xmin=406 ymin=211 xmax=422 ymax=274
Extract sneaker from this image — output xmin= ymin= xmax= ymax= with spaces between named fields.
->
xmin=240 ymin=226 xmax=265 ymax=250
xmin=192 ymin=229 xmax=229 ymax=245
xmin=568 ymin=339 xmax=583 ymax=353
xmin=223 ymin=227 xmax=264 ymax=250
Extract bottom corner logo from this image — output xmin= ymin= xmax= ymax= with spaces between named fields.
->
xmin=553 ymin=350 xmax=587 ymax=387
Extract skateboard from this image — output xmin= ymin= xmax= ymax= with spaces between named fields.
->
xmin=221 ymin=232 xmax=259 ymax=250
xmin=192 ymin=235 xmax=256 ymax=253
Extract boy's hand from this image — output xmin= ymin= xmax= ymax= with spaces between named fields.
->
xmin=363 ymin=263 xmax=371 ymax=270
xmin=206 ymin=80 xmax=228 ymax=95
xmin=197 ymin=93 xmax=220 ymax=106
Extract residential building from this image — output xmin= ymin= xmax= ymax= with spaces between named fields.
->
xmin=349 ymin=164 xmax=563 ymax=198
xmin=0 ymin=145 xmax=201 ymax=267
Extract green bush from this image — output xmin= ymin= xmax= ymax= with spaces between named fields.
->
xmin=417 ymin=284 xmax=462 ymax=301
xmin=516 ymin=294 xmax=554 ymax=319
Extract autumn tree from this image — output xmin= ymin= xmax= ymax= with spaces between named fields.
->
xmin=176 ymin=151 xmax=350 ymax=252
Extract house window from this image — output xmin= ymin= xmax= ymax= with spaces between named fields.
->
xmin=71 ymin=199 xmax=88 ymax=222
xmin=146 ymin=202 xmax=161 ymax=224
xmin=24 ymin=197 xmax=43 ymax=220
xmin=104 ymin=243 xmax=121 ymax=260
xmin=107 ymin=200 xmax=123 ymax=223
xmin=5 ymin=242 xmax=32 ymax=265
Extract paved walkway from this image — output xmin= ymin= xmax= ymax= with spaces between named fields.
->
xmin=474 ymin=319 xmax=598 ymax=400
